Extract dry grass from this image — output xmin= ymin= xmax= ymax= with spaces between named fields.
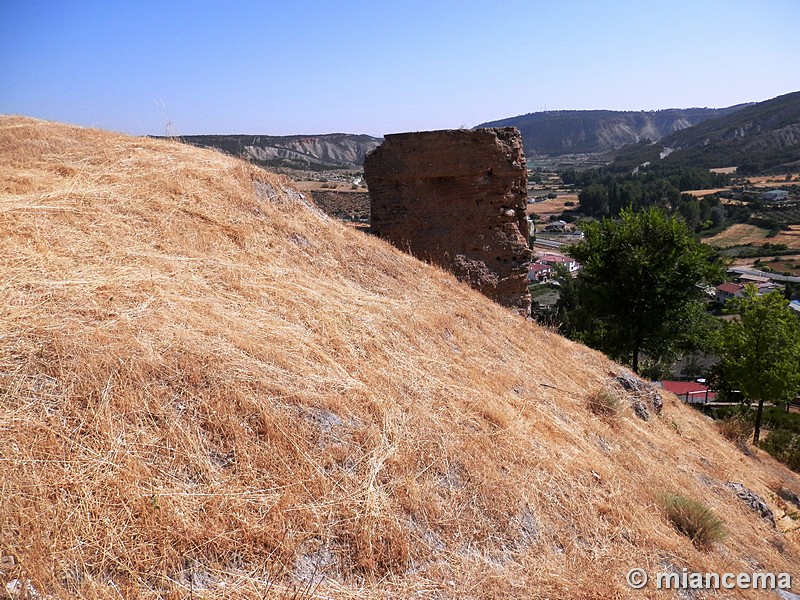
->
xmin=718 ymin=417 xmax=753 ymax=445
xmin=1 ymin=116 xmax=800 ymax=598
xmin=703 ymin=223 xmax=772 ymax=247
xmin=587 ymin=388 xmax=622 ymax=419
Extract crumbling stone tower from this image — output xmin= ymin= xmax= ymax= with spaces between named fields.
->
xmin=364 ymin=128 xmax=531 ymax=311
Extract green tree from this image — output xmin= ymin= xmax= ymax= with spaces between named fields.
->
xmin=677 ymin=196 xmax=701 ymax=230
xmin=717 ymin=288 xmax=800 ymax=444
xmin=564 ymin=207 xmax=723 ymax=373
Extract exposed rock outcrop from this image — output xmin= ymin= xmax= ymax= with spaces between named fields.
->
xmin=364 ymin=128 xmax=531 ymax=311
xmin=174 ymin=133 xmax=382 ymax=169
xmin=726 ymin=482 xmax=776 ymax=527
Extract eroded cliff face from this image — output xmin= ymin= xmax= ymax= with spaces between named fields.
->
xmin=364 ymin=128 xmax=531 ymax=311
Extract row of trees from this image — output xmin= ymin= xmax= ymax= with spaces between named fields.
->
xmin=537 ymin=207 xmax=800 ymax=444
xmin=563 ymin=166 xmax=738 ymax=231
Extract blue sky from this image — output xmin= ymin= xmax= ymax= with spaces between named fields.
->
xmin=2 ymin=0 xmax=799 ymax=137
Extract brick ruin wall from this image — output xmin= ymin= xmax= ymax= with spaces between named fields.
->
xmin=364 ymin=128 xmax=531 ymax=311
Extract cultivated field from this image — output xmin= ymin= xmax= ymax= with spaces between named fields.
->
xmin=703 ymin=223 xmax=800 ymax=249
xmin=682 ymin=187 xmax=729 ymax=197
xmin=527 ymin=193 xmax=578 ymax=221
xmin=741 ymin=173 xmax=800 ymax=188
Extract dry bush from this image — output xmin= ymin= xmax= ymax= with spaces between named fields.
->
xmin=717 ymin=417 xmax=753 ymax=443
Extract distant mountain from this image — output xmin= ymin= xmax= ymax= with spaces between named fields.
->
xmin=478 ymin=106 xmax=748 ymax=157
xmin=610 ymin=91 xmax=800 ymax=173
xmin=173 ymin=133 xmax=383 ymax=170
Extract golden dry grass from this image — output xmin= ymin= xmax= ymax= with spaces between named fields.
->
xmin=1 ymin=116 xmax=800 ymax=598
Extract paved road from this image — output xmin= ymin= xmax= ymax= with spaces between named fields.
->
xmin=533 ymin=239 xmax=563 ymax=249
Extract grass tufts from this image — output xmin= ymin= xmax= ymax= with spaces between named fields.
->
xmin=587 ymin=388 xmax=622 ymax=418
xmin=661 ymin=493 xmax=726 ymax=549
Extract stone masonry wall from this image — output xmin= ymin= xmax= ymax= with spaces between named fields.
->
xmin=364 ymin=128 xmax=531 ymax=311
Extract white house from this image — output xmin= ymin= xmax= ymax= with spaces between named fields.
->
xmin=537 ymin=253 xmax=579 ymax=273
xmin=528 ymin=263 xmax=554 ymax=282
xmin=715 ymin=282 xmax=744 ymax=305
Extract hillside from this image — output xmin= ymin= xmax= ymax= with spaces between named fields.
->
xmin=478 ymin=106 xmax=746 ymax=157
xmin=2 ymin=116 xmax=800 ymax=599
xmin=612 ymin=92 xmax=800 ymax=173
xmin=173 ymin=133 xmax=382 ymax=171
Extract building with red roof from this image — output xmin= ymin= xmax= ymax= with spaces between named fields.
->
xmin=660 ymin=380 xmax=716 ymax=403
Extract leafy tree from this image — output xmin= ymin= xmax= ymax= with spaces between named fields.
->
xmin=677 ymin=196 xmax=701 ymax=230
xmin=552 ymin=264 xmax=581 ymax=333
xmin=716 ymin=288 xmax=800 ymax=443
xmin=564 ymin=207 xmax=724 ymax=373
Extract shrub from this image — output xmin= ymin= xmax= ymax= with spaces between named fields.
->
xmin=762 ymin=406 xmax=800 ymax=434
xmin=761 ymin=430 xmax=800 ymax=472
xmin=587 ymin=388 xmax=622 ymax=418
xmin=661 ymin=493 xmax=725 ymax=548
xmin=717 ymin=417 xmax=753 ymax=443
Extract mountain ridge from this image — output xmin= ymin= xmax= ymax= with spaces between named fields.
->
xmin=171 ymin=132 xmax=383 ymax=170
xmin=478 ymin=105 xmax=750 ymax=156
xmin=611 ymin=91 xmax=800 ymax=173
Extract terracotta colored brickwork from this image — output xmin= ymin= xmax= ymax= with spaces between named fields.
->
xmin=365 ymin=128 xmax=531 ymax=311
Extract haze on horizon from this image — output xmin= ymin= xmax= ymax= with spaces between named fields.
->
xmin=1 ymin=0 xmax=799 ymax=138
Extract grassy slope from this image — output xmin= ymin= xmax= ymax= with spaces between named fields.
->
xmin=1 ymin=117 xmax=799 ymax=599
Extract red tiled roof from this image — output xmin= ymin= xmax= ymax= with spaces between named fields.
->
xmin=661 ymin=380 xmax=716 ymax=400
xmin=716 ymin=282 xmax=742 ymax=294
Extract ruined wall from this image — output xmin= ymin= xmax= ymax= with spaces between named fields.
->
xmin=364 ymin=128 xmax=531 ymax=311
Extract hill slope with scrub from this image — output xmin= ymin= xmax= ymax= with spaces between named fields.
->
xmin=611 ymin=91 xmax=800 ymax=173
xmin=478 ymin=106 xmax=746 ymax=157
xmin=1 ymin=116 xmax=799 ymax=599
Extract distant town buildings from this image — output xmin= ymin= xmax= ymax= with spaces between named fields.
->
xmin=714 ymin=277 xmax=784 ymax=305
xmin=763 ymin=189 xmax=789 ymax=203
xmin=528 ymin=253 xmax=580 ymax=282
